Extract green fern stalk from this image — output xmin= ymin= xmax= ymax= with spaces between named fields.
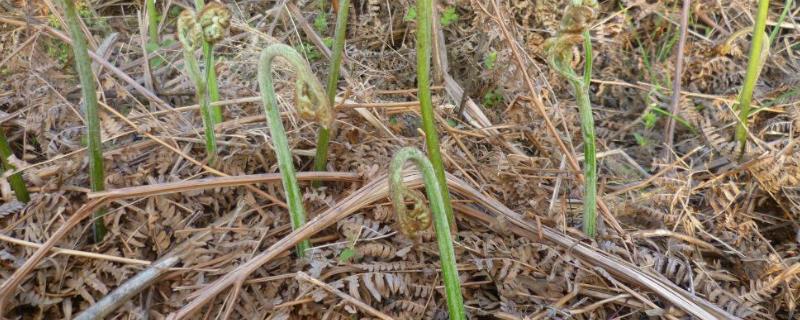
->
xmin=0 ymin=129 xmax=30 ymax=203
xmin=195 ymin=0 xmax=223 ymax=123
xmin=177 ymin=4 xmax=229 ymax=159
xmin=735 ymin=0 xmax=769 ymax=157
xmin=546 ymin=2 xmax=598 ymax=237
xmin=416 ymin=0 xmax=456 ymax=230
xmin=146 ymin=0 xmax=159 ymax=45
xmin=61 ymin=0 xmax=106 ymax=240
xmin=389 ymin=147 xmax=465 ymax=320
xmin=259 ymin=44 xmax=332 ymax=257
xmin=312 ymin=0 xmax=349 ymax=187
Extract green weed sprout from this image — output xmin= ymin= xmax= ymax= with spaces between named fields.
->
xmin=415 ymin=0 xmax=456 ymax=230
xmin=312 ymin=0 xmax=349 ymax=186
xmin=545 ymin=1 xmax=598 ymax=237
xmin=177 ymin=4 xmax=230 ymax=159
xmin=60 ymin=0 xmax=107 ymax=240
xmin=0 ymin=129 xmax=29 ymax=203
xmin=194 ymin=0 xmax=224 ymax=123
xmin=389 ymin=147 xmax=465 ymax=320
xmin=259 ymin=44 xmax=332 ymax=257
xmin=734 ymin=0 xmax=769 ymax=157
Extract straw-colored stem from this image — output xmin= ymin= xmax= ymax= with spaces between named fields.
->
xmin=312 ymin=0 xmax=349 ymax=187
xmin=389 ymin=147 xmax=464 ymax=320
xmin=258 ymin=44 xmax=331 ymax=257
xmin=60 ymin=0 xmax=106 ymax=240
xmin=0 ymin=129 xmax=29 ymax=203
xmin=416 ymin=0 xmax=456 ymax=231
xmin=735 ymin=0 xmax=769 ymax=157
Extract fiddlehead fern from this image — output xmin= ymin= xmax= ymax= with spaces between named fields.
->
xmin=544 ymin=1 xmax=598 ymax=237
xmin=259 ymin=44 xmax=331 ymax=256
xmin=389 ymin=147 xmax=465 ymax=320
xmin=177 ymin=3 xmax=229 ymax=159
xmin=194 ymin=0 xmax=227 ymax=123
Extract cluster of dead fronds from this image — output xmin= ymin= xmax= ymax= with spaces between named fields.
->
xmin=1 ymin=0 xmax=800 ymax=319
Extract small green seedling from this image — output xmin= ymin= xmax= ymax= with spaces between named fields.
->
xmin=440 ymin=7 xmax=459 ymax=26
xmin=483 ymin=50 xmax=498 ymax=69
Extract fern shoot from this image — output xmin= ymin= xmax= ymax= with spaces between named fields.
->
xmin=194 ymin=0 xmax=224 ymax=123
xmin=312 ymin=0 xmax=350 ymax=186
xmin=60 ymin=0 xmax=107 ymax=241
xmin=177 ymin=3 xmax=230 ymax=160
xmin=415 ymin=0 xmax=456 ymax=230
xmin=258 ymin=44 xmax=332 ymax=257
xmin=545 ymin=1 xmax=598 ymax=237
xmin=389 ymin=147 xmax=465 ymax=320
xmin=734 ymin=0 xmax=769 ymax=157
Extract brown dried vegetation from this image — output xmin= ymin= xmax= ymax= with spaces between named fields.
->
xmin=1 ymin=0 xmax=800 ymax=319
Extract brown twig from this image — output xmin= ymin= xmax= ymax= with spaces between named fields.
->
xmin=663 ymin=0 xmax=691 ymax=161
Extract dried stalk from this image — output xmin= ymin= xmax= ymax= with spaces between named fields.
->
xmin=258 ymin=44 xmax=332 ymax=256
xmin=389 ymin=147 xmax=465 ymax=320
xmin=74 ymin=256 xmax=180 ymax=320
xmin=312 ymin=0 xmax=350 ymax=186
xmin=60 ymin=0 xmax=107 ymax=241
